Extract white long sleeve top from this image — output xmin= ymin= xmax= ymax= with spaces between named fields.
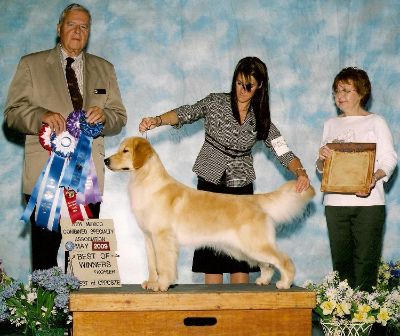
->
xmin=320 ymin=113 xmax=397 ymax=206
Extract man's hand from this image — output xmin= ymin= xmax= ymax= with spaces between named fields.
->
xmin=42 ymin=111 xmax=66 ymax=134
xmin=86 ymin=106 xmax=106 ymax=124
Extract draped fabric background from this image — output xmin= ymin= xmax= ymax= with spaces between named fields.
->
xmin=0 ymin=0 xmax=399 ymax=287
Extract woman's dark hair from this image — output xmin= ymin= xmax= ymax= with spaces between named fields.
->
xmin=231 ymin=57 xmax=270 ymax=140
xmin=332 ymin=67 xmax=371 ymax=107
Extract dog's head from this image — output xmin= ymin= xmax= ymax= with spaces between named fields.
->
xmin=104 ymin=137 xmax=154 ymax=171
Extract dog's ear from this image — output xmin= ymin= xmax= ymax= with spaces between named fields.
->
xmin=132 ymin=139 xmax=153 ymax=169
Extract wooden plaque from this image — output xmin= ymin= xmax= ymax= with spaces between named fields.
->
xmin=321 ymin=143 xmax=376 ymax=194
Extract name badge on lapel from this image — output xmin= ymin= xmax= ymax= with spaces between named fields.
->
xmin=94 ymin=89 xmax=106 ymax=94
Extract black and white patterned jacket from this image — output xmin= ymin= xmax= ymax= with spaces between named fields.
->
xmin=175 ymin=93 xmax=296 ymax=187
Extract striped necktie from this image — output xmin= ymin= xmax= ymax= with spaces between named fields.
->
xmin=66 ymin=57 xmax=83 ymax=110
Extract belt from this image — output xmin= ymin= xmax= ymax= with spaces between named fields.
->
xmin=205 ymin=135 xmax=251 ymax=158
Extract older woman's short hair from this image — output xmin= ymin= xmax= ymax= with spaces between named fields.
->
xmin=58 ymin=3 xmax=91 ymax=26
xmin=332 ymin=67 xmax=371 ymax=107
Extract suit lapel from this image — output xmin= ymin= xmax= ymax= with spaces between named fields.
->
xmin=83 ymin=53 xmax=97 ymax=109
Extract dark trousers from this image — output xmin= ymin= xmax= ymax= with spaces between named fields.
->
xmin=25 ymin=194 xmax=101 ymax=271
xmin=325 ymin=205 xmax=385 ymax=292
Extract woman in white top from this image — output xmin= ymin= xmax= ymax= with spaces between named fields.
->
xmin=316 ymin=67 xmax=397 ymax=292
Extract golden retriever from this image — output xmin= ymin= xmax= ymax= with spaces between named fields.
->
xmin=105 ymin=137 xmax=315 ymax=291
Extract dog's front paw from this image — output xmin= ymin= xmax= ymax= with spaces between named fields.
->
xmin=141 ymin=280 xmax=161 ymax=291
xmin=255 ymin=266 xmax=274 ymax=286
xmin=275 ymin=280 xmax=291 ymax=289
xmin=157 ymin=283 xmax=170 ymax=292
xmin=255 ymin=276 xmax=271 ymax=286
xmin=141 ymin=280 xmax=170 ymax=292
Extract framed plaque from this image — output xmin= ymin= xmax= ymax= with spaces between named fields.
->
xmin=321 ymin=143 xmax=376 ymax=194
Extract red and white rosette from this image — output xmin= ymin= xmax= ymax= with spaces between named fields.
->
xmin=39 ymin=123 xmax=77 ymax=157
xmin=39 ymin=124 xmax=53 ymax=152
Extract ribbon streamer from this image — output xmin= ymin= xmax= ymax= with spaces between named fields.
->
xmin=21 ymin=125 xmax=75 ymax=231
xmin=61 ymin=133 xmax=93 ymax=194
xmin=61 ymin=189 xmax=93 ymax=223
xmin=61 ymin=110 xmax=103 ymax=203
xmin=35 ymin=154 xmax=66 ymax=230
xmin=76 ymin=158 xmax=102 ymax=205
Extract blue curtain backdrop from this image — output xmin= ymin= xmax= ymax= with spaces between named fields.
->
xmin=0 ymin=0 xmax=399 ymax=286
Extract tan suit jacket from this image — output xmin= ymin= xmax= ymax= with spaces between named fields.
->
xmin=4 ymin=45 xmax=127 ymax=195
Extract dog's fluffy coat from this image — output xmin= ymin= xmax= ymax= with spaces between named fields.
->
xmin=105 ymin=137 xmax=315 ymax=291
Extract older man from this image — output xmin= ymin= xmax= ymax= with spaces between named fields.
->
xmin=4 ymin=3 xmax=127 ymax=270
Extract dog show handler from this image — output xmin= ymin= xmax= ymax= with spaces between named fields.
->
xmin=139 ymin=56 xmax=310 ymax=285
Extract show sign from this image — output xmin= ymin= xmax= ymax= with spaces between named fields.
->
xmin=60 ymin=218 xmax=121 ymax=288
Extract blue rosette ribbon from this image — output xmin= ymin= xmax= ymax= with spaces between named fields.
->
xmin=61 ymin=110 xmax=103 ymax=204
xmin=21 ymin=125 xmax=76 ymax=231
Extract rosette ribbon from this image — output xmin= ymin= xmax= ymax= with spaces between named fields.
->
xmin=61 ymin=110 xmax=103 ymax=204
xmin=21 ymin=125 xmax=76 ymax=231
xmin=61 ymin=188 xmax=93 ymax=223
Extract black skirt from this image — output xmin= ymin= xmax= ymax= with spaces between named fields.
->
xmin=191 ymin=177 xmax=260 ymax=274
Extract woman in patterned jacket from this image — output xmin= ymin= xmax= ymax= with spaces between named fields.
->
xmin=139 ymin=56 xmax=310 ymax=284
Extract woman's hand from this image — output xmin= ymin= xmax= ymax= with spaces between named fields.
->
xmin=288 ymin=158 xmax=310 ymax=192
xmin=355 ymin=171 xmax=383 ymax=197
xmin=355 ymin=182 xmax=374 ymax=197
xmin=139 ymin=116 xmax=159 ymax=133
xmin=318 ymin=145 xmax=333 ymax=161
xmin=295 ymin=175 xmax=310 ymax=193
xmin=316 ymin=145 xmax=333 ymax=173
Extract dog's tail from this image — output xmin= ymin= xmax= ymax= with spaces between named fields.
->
xmin=255 ymin=181 xmax=315 ymax=225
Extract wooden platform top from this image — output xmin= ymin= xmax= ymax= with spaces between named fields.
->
xmin=69 ymin=284 xmax=316 ymax=312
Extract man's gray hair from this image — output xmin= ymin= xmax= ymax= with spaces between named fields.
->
xmin=58 ymin=3 xmax=91 ymax=25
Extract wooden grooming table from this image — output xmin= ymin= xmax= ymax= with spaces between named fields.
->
xmin=69 ymin=284 xmax=315 ymax=335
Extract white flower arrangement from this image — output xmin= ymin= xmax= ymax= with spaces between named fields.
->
xmin=303 ymin=267 xmax=400 ymax=331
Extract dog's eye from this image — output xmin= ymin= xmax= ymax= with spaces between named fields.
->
xmin=123 ymin=149 xmax=129 ymax=153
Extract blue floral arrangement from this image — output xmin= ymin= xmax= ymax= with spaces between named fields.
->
xmin=0 ymin=266 xmax=79 ymax=335
xmin=376 ymin=260 xmax=400 ymax=293
xmin=376 ymin=260 xmax=400 ymax=334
